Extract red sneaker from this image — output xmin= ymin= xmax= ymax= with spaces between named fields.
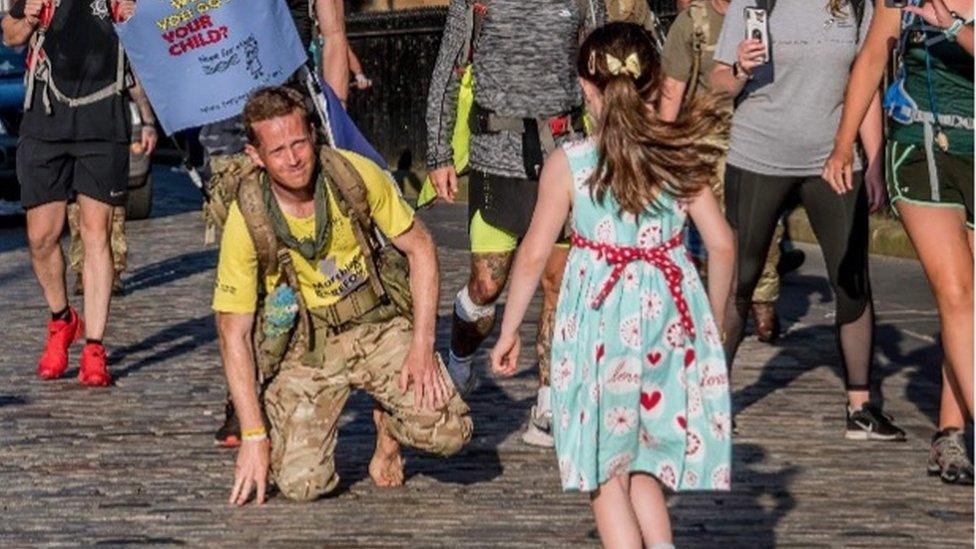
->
xmin=37 ymin=307 xmax=84 ymax=380
xmin=78 ymin=342 xmax=113 ymax=387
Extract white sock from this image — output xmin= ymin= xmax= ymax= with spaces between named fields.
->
xmin=536 ymin=385 xmax=551 ymax=415
xmin=448 ymin=350 xmax=474 ymax=370
xmin=455 ymin=286 xmax=495 ymax=323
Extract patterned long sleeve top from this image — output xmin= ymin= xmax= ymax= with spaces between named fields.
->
xmin=425 ymin=0 xmax=605 ymax=179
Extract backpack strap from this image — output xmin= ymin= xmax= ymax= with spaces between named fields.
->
xmin=236 ymin=172 xmax=312 ymax=353
xmin=236 ymin=174 xmax=280 ymax=280
xmin=317 ymin=147 xmax=388 ymax=301
xmin=686 ymin=0 xmax=711 ymax=101
xmin=578 ymin=0 xmax=597 ymax=29
xmin=24 ymin=1 xmax=129 ymax=114
xmin=756 ymin=0 xmax=775 ymax=14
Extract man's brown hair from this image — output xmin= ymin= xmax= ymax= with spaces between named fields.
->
xmin=243 ymin=86 xmax=310 ymax=146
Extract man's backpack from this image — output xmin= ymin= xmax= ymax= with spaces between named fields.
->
xmin=685 ymin=0 xmax=713 ymax=102
xmin=23 ymin=0 xmax=130 ymax=114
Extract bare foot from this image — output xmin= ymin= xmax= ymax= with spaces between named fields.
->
xmin=369 ymin=408 xmax=405 ymax=488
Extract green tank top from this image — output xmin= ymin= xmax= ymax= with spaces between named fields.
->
xmin=890 ymin=27 xmax=974 ymax=156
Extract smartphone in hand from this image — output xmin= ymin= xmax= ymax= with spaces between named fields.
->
xmin=744 ymin=7 xmax=770 ymax=63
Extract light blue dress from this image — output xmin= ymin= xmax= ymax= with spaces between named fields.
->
xmin=550 ymin=139 xmax=732 ymax=493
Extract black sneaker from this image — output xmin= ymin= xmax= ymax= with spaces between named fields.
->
xmin=845 ymin=404 xmax=907 ymax=441
xmin=214 ymin=398 xmax=241 ymax=448
xmin=928 ymin=429 xmax=974 ymax=485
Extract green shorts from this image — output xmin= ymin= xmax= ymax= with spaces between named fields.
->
xmin=887 ymin=140 xmax=974 ymax=228
xmin=470 ymin=210 xmax=570 ymax=254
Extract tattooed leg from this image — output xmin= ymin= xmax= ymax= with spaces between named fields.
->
xmin=450 ymin=251 xmax=514 ymax=358
xmin=537 ymin=246 xmax=568 ymax=387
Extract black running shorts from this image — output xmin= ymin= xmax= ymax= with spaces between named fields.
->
xmin=17 ymin=138 xmax=130 ymax=209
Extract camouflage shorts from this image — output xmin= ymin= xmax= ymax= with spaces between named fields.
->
xmin=263 ymin=316 xmax=473 ymax=502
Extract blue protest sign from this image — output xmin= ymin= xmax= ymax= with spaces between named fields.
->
xmin=116 ymin=0 xmax=307 ymax=135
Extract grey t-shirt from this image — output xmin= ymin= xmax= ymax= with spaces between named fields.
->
xmin=714 ymin=0 xmax=871 ymax=176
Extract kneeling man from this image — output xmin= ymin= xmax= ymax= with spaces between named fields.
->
xmin=215 ymin=87 xmax=472 ymax=505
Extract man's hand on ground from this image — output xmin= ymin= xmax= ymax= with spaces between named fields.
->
xmin=398 ymin=345 xmax=449 ymax=411
xmin=229 ymin=438 xmax=270 ymax=506
xmin=429 ymin=165 xmax=458 ymax=204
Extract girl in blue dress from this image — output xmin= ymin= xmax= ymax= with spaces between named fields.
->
xmin=490 ymin=23 xmax=734 ymax=548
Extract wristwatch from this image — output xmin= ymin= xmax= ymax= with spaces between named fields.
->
xmin=944 ymin=12 xmax=970 ymax=42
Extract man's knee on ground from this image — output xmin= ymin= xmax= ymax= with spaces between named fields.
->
xmin=276 ymin=477 xmax=330 ymax=503
xmin=274 ymin=466 xmax=339 ymax=503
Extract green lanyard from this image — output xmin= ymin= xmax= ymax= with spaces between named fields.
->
xmin=263 ymin=170 xmax=332 ymax=262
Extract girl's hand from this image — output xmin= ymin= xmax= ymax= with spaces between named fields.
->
xmin=903 ymin=0 xmax=956 ymax=29
xmin=822 ymin=142 xmax=856 ymax=194
xmin=490 ymin=332 xmax=521 ymax=377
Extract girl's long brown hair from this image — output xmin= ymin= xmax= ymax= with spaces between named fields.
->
xmin=578 ymin=22 xmax=729 ymax=216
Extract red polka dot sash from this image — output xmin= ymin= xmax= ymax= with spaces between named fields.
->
xmin=570 ymin=231 xmax=696 ymax=340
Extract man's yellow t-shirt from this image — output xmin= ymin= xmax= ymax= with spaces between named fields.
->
xmin=212 ymin=150 xmax=414 ymax=314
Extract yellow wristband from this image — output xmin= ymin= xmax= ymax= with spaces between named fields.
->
xmin=241 ymin=426 xmax=267 ymax=440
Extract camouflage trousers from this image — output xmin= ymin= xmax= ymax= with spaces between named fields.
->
xmin=66 ymin=203 xmax=127 ymax=276
xmin=263 ymin=315 xmax=473 ymax=502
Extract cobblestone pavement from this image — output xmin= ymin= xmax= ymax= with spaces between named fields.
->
xmin=0 ymin=169 xmax=971 ymax=547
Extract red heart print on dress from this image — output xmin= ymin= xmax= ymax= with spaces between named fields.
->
xmin=640 ymin=390 xmax=662 ymax=411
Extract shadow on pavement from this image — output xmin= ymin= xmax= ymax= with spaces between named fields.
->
xmin=123 ymin=250 xmax=217 ymax=295
xmin=734 ymin=273 xmax=943 ymax=427
xmin=673 ymin=442 xmax=799 ymax=547
xmin=0 ymin=395 xmax=28 ymax=408
xmin=108 ymin=314 xmax=216 ymax=380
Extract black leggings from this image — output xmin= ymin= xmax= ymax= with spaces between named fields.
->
xmin=723 ymin=165 xmax=874 ymax=391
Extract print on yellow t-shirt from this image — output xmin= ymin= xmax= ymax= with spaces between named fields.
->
xmin=212 ymin=150 xmax=414 ymax=314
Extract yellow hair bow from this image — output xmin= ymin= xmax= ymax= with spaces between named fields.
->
xmin=605 ymin=52 xmax=641 ymax=79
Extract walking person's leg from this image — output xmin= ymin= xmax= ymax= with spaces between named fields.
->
xmin=77 ymin=194 xmax=114 ymax=344
xmin=898 ymin=203 xmax=974 ymax=416
xmin=522 ymin=244 xmax=568 ymax=447
xmin=72 ymin=141 xmax=131 ymax=386
xmin=27 ymin=201 xmax=70 ymax=318
xmin=446 ymin=210 xmax=515 ymax=393
xmin=67 ymin=202 xmax=85 ymax=295
xmin=628 ymin=473 xmax=673 ymax=547
xmin=20 ymin=137 xmax=84 ymax=380
xmin=590 ymin=474 xmax=643 ymax=548
xmin=721 ymin=165 xmax=796 ymax=374
xmin=930 ymin=362 xmax=974 ymax=484
xmin=110 ymin=205 xmax=127 ymax=294
xmin=750 ymin=223 xmax=783 ymax=343
xmin=799 ymin=174 xmax=904 ymax=440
